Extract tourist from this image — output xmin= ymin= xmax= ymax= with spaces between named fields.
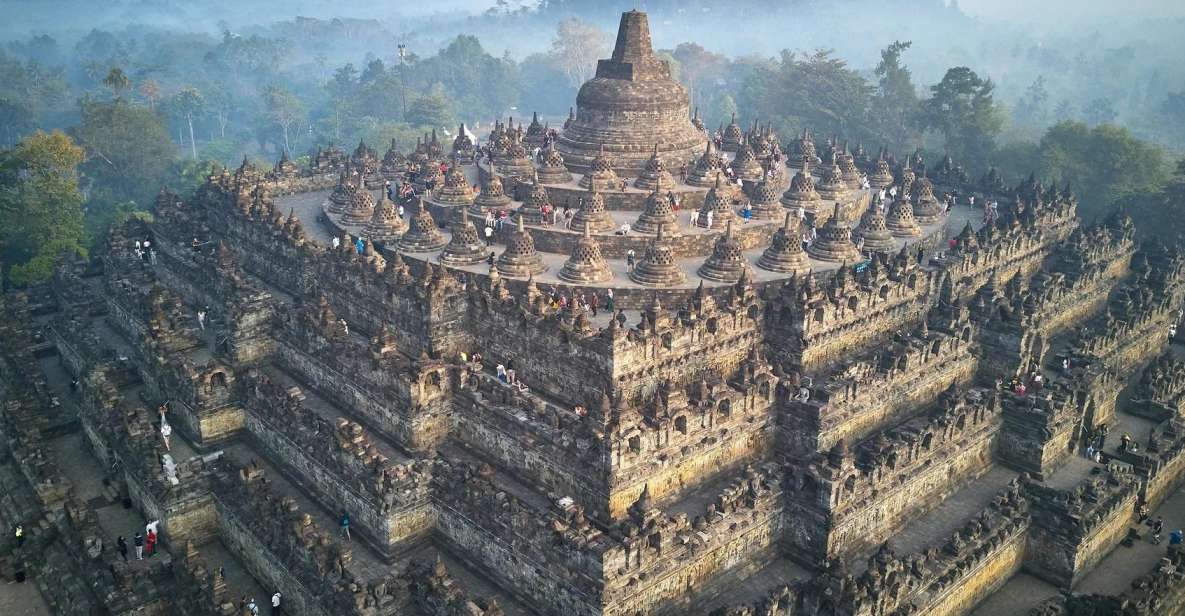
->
xmin=741 ymin=202 xmax=752 ymax=221
xmin=117 ymin=535 xmax=128 ymax=561
xmin=486 ymin=252 xmax=495 ymax=266
xmin=668 ymin=191 xmax=678 ymax=211
xmin=506 ymin=368 xmax=516 ymax=385
xmin=591 ymin=294 xmax=599 ymax=317
xmin=332 ymin=236 xmax=341 ymax=250
xmin=916 ymin=246 xmax=924 ymax=265
xmin=1061 ymin=357 xmax=1071 ymax=371
xmin=160 ymin=421 xmax=172 ymax=451
xmin=149 ymin=249 xmax=157 ymax=265
xmin=14 ymin=524 xmax=23 ymax=547
xmin=615 ymin=310 xmax=627 ymax=328
xmin=248 ymin=598 xmax=259 ymax=616
xmin=398 ymin=203 xmax=405 ymax=218
xmin=197 ymin=309 xmax=206 ymax=331
xmin=355 ymin=236 xmax=365 ymax=254
xmin=339 ymin=512 xmax=351 ymax=541
xmin=1086 ymin=444 xmax=1095 ymax=461
xmin=689 ymin=210 xmax=699 ymax=227
xmin=618 ymin=222 xmax=631 ymax=235
xmin=679 ymin=163 xmax=687 ymax=182
xmin=271 ymin=591 xmax=282 ymax=615
xmin=145 ymin=528 xmax=156 ymax=557
xmin=626 ymin=249 xmax=636 ymax=273
xmin=1153 ymin=517 xmax=1164 ymax=544
xmin=484 ymin=225 xmax=494 ymax=246
xmin=1120 ymin=433 xmax=1132 ymax=454
xmin=705 ymin=211 xmax=714 ymax=229
xmin=134 ymin=532 xmax=144 ymax=560
xmin=497 ymin=364 xmax=507 ymax=383
xmin=339 ymin=319 xmax=349 ymax=337
xmin=1171 ymin=529 xmax=1183 ymax=546
xmin=605 ymin=289 xmax=615 ymax=312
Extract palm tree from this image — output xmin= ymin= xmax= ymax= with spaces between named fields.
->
xmin=102 ymin=67 xmax=131 ymax=100
xmin=139 ymin=80 xmax=161 ymax=110
xmin=174 ymin=87 xmax=205 ymax=160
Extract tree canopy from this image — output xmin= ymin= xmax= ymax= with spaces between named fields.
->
xmin=918 ymin=66 xmax=1004 ymax=173
xmin=0 ymin=130 xmax=86 ymax=285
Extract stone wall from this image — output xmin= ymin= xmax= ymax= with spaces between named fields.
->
xmin=1025 ymin=474 xmax=1139 ymax=588
xmin=782 ymin=323 xmax=976 ymax=457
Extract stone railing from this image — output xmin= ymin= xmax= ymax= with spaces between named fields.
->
xmin=431 ymin=457 xmax=607 ymax=615
xmin=1025 ymin=472 xmax=1139 ymax=587
xmin=211 ymin=464 xmax=406 ymax=616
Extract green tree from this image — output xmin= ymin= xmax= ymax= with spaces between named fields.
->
xmin=1015 ymin=76 xmax=1049 ymax=128
xmin=873 ymin=41 xmax=919 ymax=151
xmin=672 ymin=43 xmax=729 ymax=113
xmin=103 ymin=67 xmax=131 ymax=100
xmin=0 ymin=131 xmax=86 ymax=286
xmin=0 ymin=54 xmax=68 ymax=145
xmin=72 ymin=98 xmax=174 ymax=216
xmin=739 ymin=50 xmax=875 ymax=146
xmin=262 ymin=85 xmax=304 ymax=156
xmin=406 ymin=83 xmax=455 ymax=129
xmin=1082 ymin=98 xmax=1118 ymax=126
xmin=709 ymin=93 xmax=738 ymax=132
xmin=918 ymin=66 xmax=1003 ymax=173
xmin=173 ymin=87 xmax=205 ymax=160
xmin=549 ymin=19 xmax=610 ymax=88
xmin=1036 ymin=121 xmax=1169 ymax=219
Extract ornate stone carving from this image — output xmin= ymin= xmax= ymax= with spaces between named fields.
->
xmin=496 ymin=217 xmax=547 ymax=278
xmin=698 ymin=221 xmax=751 ymax=283
xmin=559 ymin=227 xmax=613 ymax=283
xmin=758 ymin=213 xmax=811 ymax=274
xmin=630 ymin=224 xmax=687 ymax=286
xmin=440 ymin=208 xmax=489 ymax=267
xmin=808 ymin=203 xmax=862 ymax=262
xmin=398 ymin=198 xmax=448 ymax=253
xmin=556 ymin=11 xmax=705 ymax=175
xmin=634 ymin=144 xmax=676 ymax=192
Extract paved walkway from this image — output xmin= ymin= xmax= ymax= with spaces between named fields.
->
xmin=0 ymin=581 xmax=51 ymax=616
xmin=1076 ymin=481 xmax=1185 ymax=595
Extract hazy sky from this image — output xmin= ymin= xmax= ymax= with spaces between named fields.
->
xmin=437 ymin=0 xmax=1185 ymax=21
xmin=955 ymin=0 xmax=1185 ymax=20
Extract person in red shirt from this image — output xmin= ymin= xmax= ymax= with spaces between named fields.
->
xmin=145 ymin=529 xmax=157 ymax=557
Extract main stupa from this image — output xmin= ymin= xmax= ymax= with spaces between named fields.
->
xmin=556 ymin=10 xmax=706 ymax=175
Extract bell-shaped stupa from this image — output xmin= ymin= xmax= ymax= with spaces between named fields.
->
xmin=757 ymin=213 xmax=811 ymax=274
xmin=556 ymin=11 xmax=705 ymax=175
xmin=558 ymin=227 xmax=613 ymax=283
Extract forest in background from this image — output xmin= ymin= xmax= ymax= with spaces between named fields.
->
xmin=2 ymin=0 xmax=1184 ymax=285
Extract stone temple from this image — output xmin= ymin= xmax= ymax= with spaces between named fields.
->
xmin=557 ymin=11 xmax=705 ymax=175
xmin=3 ymin=10 xmax=1185 ymax=616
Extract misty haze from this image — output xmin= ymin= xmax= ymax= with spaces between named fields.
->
xmin=0 ymin=2 xmax=1184 ymax=616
